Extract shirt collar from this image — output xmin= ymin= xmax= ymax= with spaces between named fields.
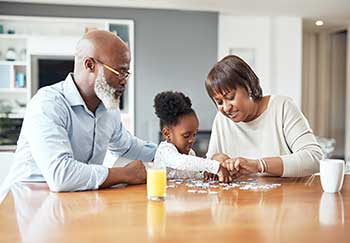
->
xmin=62 ymin=73 xmax=107 ymax=115
xmin=63 ymin=73 xmax=87 ymax=107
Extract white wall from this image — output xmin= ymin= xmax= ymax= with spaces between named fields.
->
xmin=218 ymin=15 xmax=302 ymax=106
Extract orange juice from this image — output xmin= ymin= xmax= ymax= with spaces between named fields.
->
xmin=147 ymin=168 xmax=166 ymax=200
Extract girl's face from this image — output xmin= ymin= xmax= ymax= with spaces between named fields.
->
xmin=211 ymin=86 xmax=256 ymax=123
xmin=163 ymin=113 xmax=199 ymax=154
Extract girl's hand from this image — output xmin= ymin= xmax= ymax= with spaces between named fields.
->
xmin=203 ymin=171 xmax=218 ymax=181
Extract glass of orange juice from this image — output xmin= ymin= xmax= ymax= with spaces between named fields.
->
xmin=147 ymin=165 xmax=166 ymax=201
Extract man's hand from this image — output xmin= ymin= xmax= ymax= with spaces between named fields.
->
xmin=99 ymin=160 xmax=147 ymax=188
xmin=123 ymin=160 xmax=147 ymax=184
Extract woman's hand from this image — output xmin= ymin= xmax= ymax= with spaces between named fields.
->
xmin=217 ymin=165 xmax=232 ymax=183
xmin=223 ymin=157 xmax=260 ymax=176
xmin=211 ymin=153 xmax=230 ymax=164
xmin=211 ymin=153 xmax=241 ymax=181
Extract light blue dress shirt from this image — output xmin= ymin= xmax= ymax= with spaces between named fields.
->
xmin=10 ymin=73 xmax=156 ymax=192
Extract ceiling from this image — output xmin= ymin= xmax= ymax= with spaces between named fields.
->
xmin=2 ymin=0 xmax=349 ymax=18
xmin=2 ymin=0 xmax=350 ymax=30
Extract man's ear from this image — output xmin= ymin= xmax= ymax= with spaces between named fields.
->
xmin=84 ymin=57 xmax=96 ymax=72
xmin=162 ymin=127 xmax=171 ymax=142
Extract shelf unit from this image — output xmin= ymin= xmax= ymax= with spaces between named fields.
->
xmin=0 ymin=15 xmax=135 ymax=134
xmin=0 ymin=33 xmax=28 ymax=96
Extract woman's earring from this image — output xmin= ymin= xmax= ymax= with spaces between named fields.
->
xmin=248 ymin=89 xmax=253 ymax=101
xmin=248 ymin=91 xmax=253 ymax=101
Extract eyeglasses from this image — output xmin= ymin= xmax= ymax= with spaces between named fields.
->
xmin=90 ymin=57 xmax=131 ymax=81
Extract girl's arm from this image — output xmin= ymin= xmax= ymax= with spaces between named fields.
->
xmin=157 ymin=143 xmax=220 ymax=174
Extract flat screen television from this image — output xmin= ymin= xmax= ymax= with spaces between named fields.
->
xmin=38 ymin=59 xmax=74 ymax=88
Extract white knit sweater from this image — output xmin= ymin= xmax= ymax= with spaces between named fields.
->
xmin=206 ymin=95 xmax=323 ymax=177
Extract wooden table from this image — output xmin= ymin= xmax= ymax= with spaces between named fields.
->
xmin=0 ymin=176 xmax=349 ymax=243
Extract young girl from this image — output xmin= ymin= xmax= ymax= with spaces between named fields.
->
xmin=153 ymin=91 xmax=231 ymax=181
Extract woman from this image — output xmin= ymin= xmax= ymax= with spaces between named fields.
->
xmin=205 ymin=55 xmax=323 ymax=177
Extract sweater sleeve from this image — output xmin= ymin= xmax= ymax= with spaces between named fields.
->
xmin=157 ymin=142 xmax=220 ymax=174
xmin=280 ymin=98 xmax=324 ymax=177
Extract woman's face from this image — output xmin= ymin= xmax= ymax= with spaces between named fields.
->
xmin=211 ymin=86 xmax=256 ymax=123
xmin=163 ymin=113 xmax=199 ymax=154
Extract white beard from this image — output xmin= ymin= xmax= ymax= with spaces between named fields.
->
xmin=94 ymin=67 xmax=120 ymax=110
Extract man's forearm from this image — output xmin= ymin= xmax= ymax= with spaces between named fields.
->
xmin=99 ymin=160 xmax=147 ymax=189
xmin=99 ymin=167 xmax=128 ymax=188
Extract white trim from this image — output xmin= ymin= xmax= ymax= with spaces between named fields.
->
xmin=0 ymin=34 xmax=28 ymax=39
xmin=0 ymin=88 xmax=27 ymax=93
xmin=0 ymin=61 xmax=26 ymax=66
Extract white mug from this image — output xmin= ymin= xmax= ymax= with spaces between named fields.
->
xmin=320 ymin=159 xmax=345 ymax=193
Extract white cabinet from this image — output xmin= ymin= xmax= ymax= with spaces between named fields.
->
xmin=0 ymin=15 xmax=135 ymax=134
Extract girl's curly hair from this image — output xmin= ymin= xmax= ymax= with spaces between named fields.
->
xmin=154 ymin=91 xmax=194 ymax=129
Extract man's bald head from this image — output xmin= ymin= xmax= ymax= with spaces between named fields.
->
xmin=76 ymin=30 xmax=129 ymax=60
xmin=72 ymin=30 xmax=131 ymax=112
xmin=74 ymin=30 xmax=130 ymax=73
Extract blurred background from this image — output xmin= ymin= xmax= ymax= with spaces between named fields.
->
xmin=0 ymin=0 xmax=349 ymax=169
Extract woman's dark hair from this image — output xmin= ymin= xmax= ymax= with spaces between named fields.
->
xmin=154 ymin=91 xmax=195 ymax=129
xmin=205 ymin=55 xmax=263 ymax=102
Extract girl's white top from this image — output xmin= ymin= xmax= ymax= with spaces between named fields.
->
xmin=154 ymin=141 xmax=220 ymax=179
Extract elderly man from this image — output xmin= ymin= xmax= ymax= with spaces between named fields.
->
xmin=8 ymin=30 xmax=156 ymax=192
